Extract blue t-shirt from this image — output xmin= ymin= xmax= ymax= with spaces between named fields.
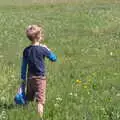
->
xmin=21 ymin=45 xmax=57 ymax=80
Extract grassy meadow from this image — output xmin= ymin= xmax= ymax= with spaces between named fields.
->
xmin=0 ymin=0 xmax=120 ymax=120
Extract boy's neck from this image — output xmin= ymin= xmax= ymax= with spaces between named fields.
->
xmin=31 ymin=41 xmax=40 ymax=46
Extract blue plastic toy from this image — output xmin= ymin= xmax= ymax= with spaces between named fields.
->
xmin=14 ymin=83 xmax=26 ymax=105
xmin=14 ymin=92 xmax=26 ymax=105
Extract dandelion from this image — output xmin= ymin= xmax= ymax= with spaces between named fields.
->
xmin=1 ymin=110 xmax=8 ymax=120
xmin=87 ymin=91 xmax=90 ymax=95
xmin=56 ymin=97 xmax=62 ymax=101
xmin=76 ymin=80 xmax=82 ymax=84
xmin=116 ymin=93 xmax=120 ymax=97
xmin=54 ymin=103 xmax=59 ymax=107
xmin=110 ymin=52 xmax=113 ymax=56
xmin=68 ymin=92 xmax=73 ymax=96
xmin=1 ymin=111 xmax=7 ymax=116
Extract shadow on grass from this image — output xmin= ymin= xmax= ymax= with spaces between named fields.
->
xmin=0 ymin=103 xmax=27 ymax=110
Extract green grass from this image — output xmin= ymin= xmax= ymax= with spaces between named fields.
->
xmin=0 ymin=0 xmax=120 ymax=120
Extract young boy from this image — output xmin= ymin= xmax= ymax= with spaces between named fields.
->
xmin=20 ymin=24 xmax=57 ymax=118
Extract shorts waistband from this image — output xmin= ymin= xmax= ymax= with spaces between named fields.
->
xmin=28 ymin=75 xmax=46 ymax=80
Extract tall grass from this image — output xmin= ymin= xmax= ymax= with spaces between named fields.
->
xmin=0 ymin=0 xmax=120 ymax=120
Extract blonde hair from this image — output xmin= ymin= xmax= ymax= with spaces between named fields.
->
xmin=26 ymin=24 xmax=44 ymax=42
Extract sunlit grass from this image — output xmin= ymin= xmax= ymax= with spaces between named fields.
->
xmin=0 ymin=0 xmax=120 ymax=120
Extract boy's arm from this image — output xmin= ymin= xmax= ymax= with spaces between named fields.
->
xmin=21 ymin=57 xmax=28 ymax=81
xmin=20 ymin=56 xmax=27 ymax=93
xmin=48 ymin=51 xmax=57 ymax=62
xmin=14 ymin=57 xmax=27 ymax=105
xmin=41 ymin=44 xmax=57 ymax=62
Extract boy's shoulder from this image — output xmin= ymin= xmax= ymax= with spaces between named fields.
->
xmin=23 ymin=44 xmax=51 ymax=55
xmin=25 ymin=45 xmax=32 ymax=49
xmin=40 ymin=44 xmax=51 ymax=51
xmin=23 ymin=45 xmax=32 ymax=54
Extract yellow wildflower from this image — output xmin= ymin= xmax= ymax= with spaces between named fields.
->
xmin=76 ymin=80 xmax=82 ymax=84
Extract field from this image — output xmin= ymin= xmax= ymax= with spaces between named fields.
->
xmin=0 ymin=0 xmax=120 ymax=120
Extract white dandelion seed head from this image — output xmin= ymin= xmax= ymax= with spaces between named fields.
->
xmin=1 ymin=111 xmax=7 ymax=116
xmin=68 ymin=92 xmax=73 ymax=96
xmin=56 ymin=97 xmax=62 ymax=101
xmin=110 ymin=52 xmax=113 ymax=56
xmin=116 ymin=93 xmax=120 ymax=97
xmin=54 ymin=103 xmax=59 ymax=107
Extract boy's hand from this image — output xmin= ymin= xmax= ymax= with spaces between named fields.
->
xmin=19 ymin=80 xmax=26 ymax=94
xmin=15 ymin=80 xmax=26 ymax=105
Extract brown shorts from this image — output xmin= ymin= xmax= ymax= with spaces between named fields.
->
xmin=26 ymin=75 xmax=47 ymax=105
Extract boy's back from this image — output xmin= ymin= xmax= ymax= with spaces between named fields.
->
xmin=23 ymin=45 xmax=51 ymax=76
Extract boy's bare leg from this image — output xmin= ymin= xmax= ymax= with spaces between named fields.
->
xmin=36 ymin=77 xmax=47 ymax=119
xmin=38 ymin=103 xmax=44 ymax=118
